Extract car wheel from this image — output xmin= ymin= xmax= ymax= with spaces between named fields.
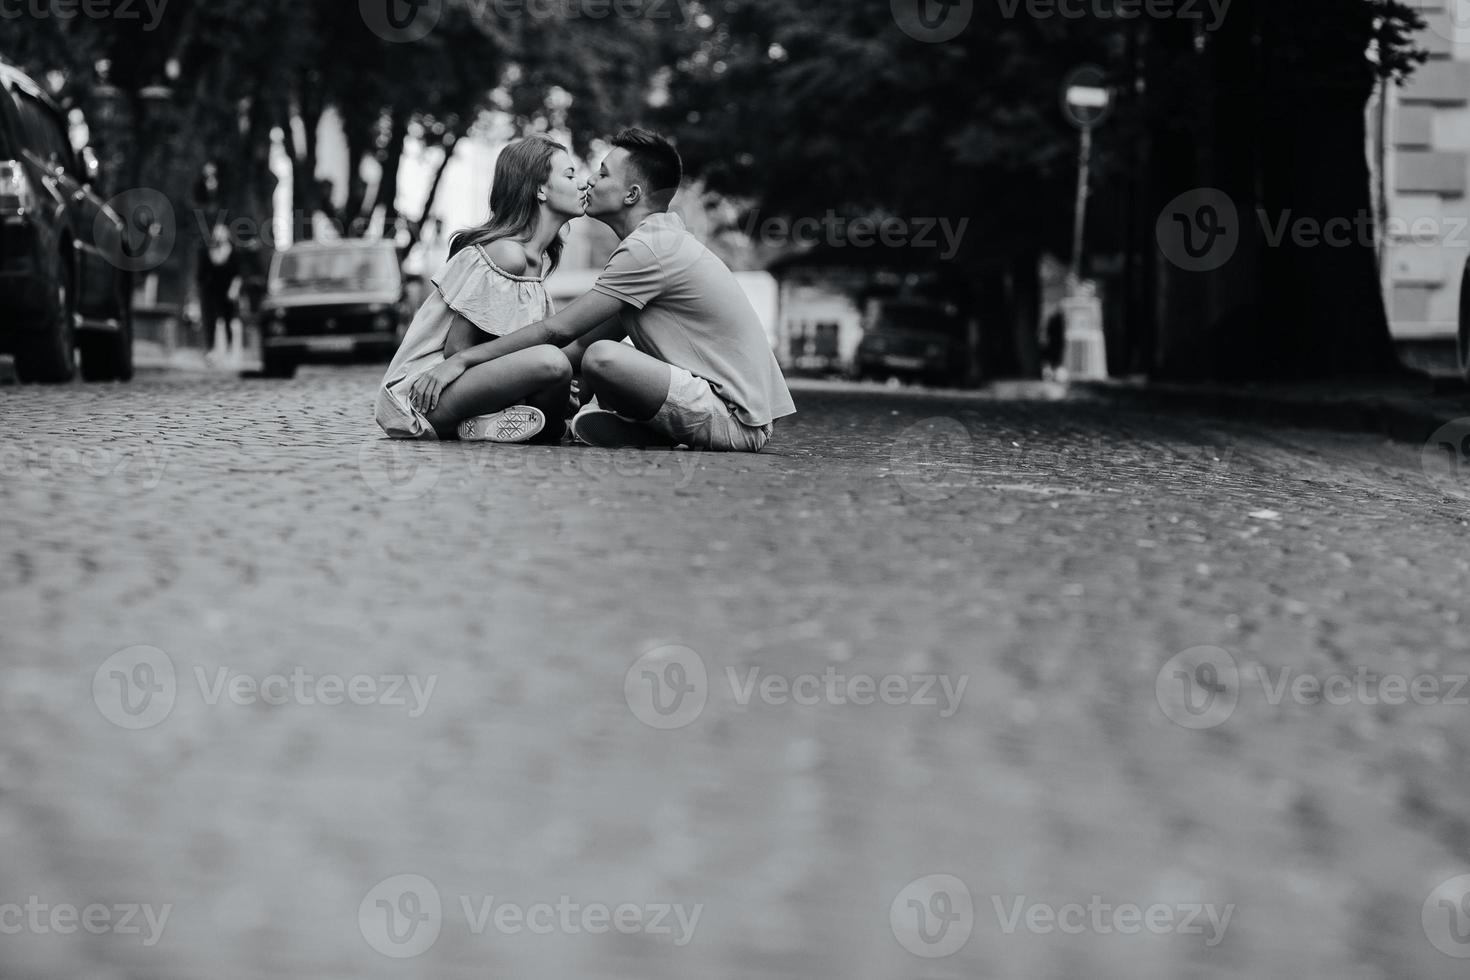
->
xmin=260 ymin=349 xmax=297 ymax=379
xmin=80 ymin=277 xmax=135 ymax=382
xmin=14 ymin=266 xmax=76 ymax=384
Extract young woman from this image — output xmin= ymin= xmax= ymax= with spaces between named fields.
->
xmin=374 ymin=135 xmax=588 ymax=443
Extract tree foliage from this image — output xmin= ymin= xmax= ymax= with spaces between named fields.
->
xmin=0 ymin=0 xmax=675 ymax=243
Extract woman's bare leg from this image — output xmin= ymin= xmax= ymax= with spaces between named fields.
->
xmin=425 ymin=344 xmax=572 ymax=438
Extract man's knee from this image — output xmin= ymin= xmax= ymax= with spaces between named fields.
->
xmin=582 ymin=340 xmax=624 ymax=381
xmin=530 ymin=345 xmax=573 ymax=386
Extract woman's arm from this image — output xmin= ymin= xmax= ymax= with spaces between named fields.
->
xmin=441 ymin=313 xmax=488 ymax=361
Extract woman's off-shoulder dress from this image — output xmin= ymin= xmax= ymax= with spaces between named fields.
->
xmin=375 ymin=244 xmax=552 ymax=439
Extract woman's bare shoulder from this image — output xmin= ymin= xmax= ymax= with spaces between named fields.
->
xmin=481 ymin=239 xmax=529 ymax=275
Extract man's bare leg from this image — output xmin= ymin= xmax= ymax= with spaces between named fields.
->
xmin=576 ymin=340 xmax=678 ymax=447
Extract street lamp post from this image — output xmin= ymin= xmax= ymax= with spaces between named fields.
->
xmin=1063 ymin=65 xmax=1112 ymax=284
xmin=1060 ymin=65 xmax=1113 ymax=380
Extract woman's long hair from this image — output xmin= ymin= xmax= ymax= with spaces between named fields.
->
xmin=448 ymin=134 xmax=567 ymax=277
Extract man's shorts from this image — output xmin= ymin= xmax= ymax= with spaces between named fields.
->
xmin=648 ymin=363 xmax=772 ymax=452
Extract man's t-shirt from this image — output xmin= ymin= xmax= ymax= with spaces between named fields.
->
xmin=591 ymin=212 xmax=796 ymax=427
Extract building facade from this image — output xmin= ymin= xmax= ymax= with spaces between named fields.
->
xmin=1386 ymin=4 xmax=1470 ymax=341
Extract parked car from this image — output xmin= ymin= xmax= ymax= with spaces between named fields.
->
xmin=257 ymin=239 xmax=409 ymax=378
xmin=854 ymin=299 xmax=965 ymax=387
xmin=0 ymin=61 xmax=133 ymax=382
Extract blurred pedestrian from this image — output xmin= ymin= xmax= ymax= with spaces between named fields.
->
xmin=192 ymin=161 xmax=242 ymax=362
xmin=1041 ymin=307 xmax=1066 ymax=381
xmin=198 ymin=221 xmax=241 ymax=363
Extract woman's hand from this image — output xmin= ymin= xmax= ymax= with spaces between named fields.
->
xmin=408 ymin=357 xmax=467 ymax=415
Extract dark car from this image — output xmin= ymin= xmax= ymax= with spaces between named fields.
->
xmin=854 ymin=299 xmax=965 ymax=387
xmin=257 ymin=239 xmax=409 ymax=378
xmin=1459 ymin=259 xmax=1470 ymax=381
xmin=0 ymin=62 xmax=133 ymax=382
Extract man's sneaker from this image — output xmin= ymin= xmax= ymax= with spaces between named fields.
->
xmin=569 ymin=407 xmax=672 ymax=448
xmin=458 ymin=405 xmax=545 ymax=443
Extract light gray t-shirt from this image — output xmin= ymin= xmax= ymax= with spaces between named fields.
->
xmin=591 ymin=212 xmax=796 ymax=427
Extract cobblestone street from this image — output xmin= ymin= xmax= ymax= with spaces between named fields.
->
xmin=3 ymin=366 xmax=1469 ymax=979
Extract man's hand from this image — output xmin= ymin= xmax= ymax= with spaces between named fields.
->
xmin=409 ymin=357 xmax=467 ymax=415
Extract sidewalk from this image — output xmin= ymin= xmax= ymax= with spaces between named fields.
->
xmin=1075 ymin=375 xmax=1470 ymax=444
xmin=133 ymin=339 xmax=260 ymax=374
xmin=795 ymin=373 xmax=1469 ymax=445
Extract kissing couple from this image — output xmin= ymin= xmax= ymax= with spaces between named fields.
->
xmin=375 ymin=128 xmax=794 ymax=452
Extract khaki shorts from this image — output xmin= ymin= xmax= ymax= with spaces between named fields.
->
xmin=648 ymin=364 xmax=772 ymax=452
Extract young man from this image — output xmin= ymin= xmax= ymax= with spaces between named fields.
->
xmin=409 ymin=128 xmax=795 ymax=451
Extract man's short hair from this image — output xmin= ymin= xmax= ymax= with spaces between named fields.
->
xmin=611 ymin=127 xmax=683 ymax=205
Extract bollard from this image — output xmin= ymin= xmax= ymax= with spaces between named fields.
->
xmin=1061 ymin=293 xmax=1107 ymax=380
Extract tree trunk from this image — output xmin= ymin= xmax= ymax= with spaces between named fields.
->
xmin=376 ymin=111 xmax=410 ymax=238
xmin=1005 ymin=252 xmax=1042 ymax=379
xmin=341 ymin=115 xmax=371 ymax=237
xmin=291 ymin=78 xmax=324 ymax=241
xmin=403 ymin=132 xmax=459 ymax=253
xmin=973 ymin=263 xmax=1017 ymax=379
xmin=1153 ymin=0 xmax=1401 ymax=381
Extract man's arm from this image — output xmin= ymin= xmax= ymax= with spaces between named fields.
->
xmin=563 ymin=316 xmax=628 ymax=373
xmin=408 ymin=291 xmax=631 ymax=414
xmin=449 ymin=289 xmax=627 ymax=370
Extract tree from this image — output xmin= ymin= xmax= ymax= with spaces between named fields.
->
xmin=1144 ymin=0 xmax=1425 ymax=380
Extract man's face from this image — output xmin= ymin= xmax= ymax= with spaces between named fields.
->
xmin=583 ymin=147 xmax=636 ymax=219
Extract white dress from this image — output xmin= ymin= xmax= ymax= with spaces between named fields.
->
xmin=374 ymin=244 xmax=553 ymax=439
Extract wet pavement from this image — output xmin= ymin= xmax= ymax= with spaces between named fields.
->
xmin=2 ymin=366 xmax=1469 ymax=979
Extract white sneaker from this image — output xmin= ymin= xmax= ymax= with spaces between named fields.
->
xmin=458 ymin=405 xmax=546 ymax=443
